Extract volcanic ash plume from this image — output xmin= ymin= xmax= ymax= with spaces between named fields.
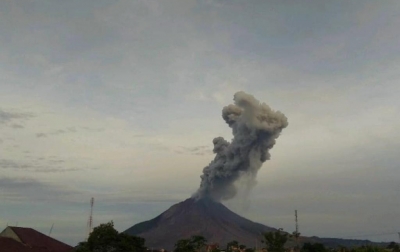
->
xmin=194 ymin=91 xmax=288 ymax=201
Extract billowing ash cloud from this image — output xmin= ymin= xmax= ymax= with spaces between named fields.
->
xmin=194 ymin=91 xmax=288 ymax=201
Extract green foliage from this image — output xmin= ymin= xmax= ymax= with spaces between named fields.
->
xmin=175 ymin=239 xmax=195 ymax=252
xmin=261 ymin=229 xmax=289 ymax=252
xmin=191 ymin=235 xmax=207 ymax=251
xmin=75 ymin=221 xmax=146 ymax=252
xmin=349 ymin=246 xmax=388 ymax=252
xmin=292 ymin=231 xmax=301 ymax=239
xmin=75 ymin=242 xmax=91 ymax=252
xmin=337 ymin=245 xmax=349 ymax=252
xmin=117 ymin=233 xmax=146 ymax=252
xmin=174 ymin=235 xmax=208 ymax=252
xmin=88 ymin=221 xmax=119 ymax=252
xmin=210 ymin=248 xmax=221 ymax=252
xmin=226 ymin=241 xmax=252 ymax=252
xmin=301 ymin=243 xmax=327 ymax=252
xmin=387 ymin=242 xmax=400 ymax=252
xmin=227 ymin=240 xmax=239 ymax=252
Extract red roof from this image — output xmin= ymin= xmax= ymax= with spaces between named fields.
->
xmin=0 ymin=237 xmax=50 ymax=252
xmin=7 ymin=227 xmax=73 ymax=252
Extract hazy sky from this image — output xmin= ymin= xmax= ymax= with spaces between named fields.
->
xmin=1 ymin=0 xmax=399 ymax=246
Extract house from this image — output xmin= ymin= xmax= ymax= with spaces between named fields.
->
xmin=0 ymin=226 xmax=73 ymax=252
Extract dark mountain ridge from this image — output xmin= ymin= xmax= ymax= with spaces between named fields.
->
xmin=125 ymin=197 xmax=276 ymax=250
xmin=125 ymin=198 xmax=389 ymax=251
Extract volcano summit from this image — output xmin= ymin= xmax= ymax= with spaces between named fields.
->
xmin=125 ymin=92 xmax=288 ymax=250
xmin=124 ymin=198 xmax=276 ymax=250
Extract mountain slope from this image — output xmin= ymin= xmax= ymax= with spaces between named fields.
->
xmin=124 ymin=198 xmax=276 ymax=250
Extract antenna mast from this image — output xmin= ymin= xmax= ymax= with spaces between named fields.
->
xmin=49 ymin=223 xmax=54 ymax=236
xmin=295 ymin=210 xmax=299 ymax=249
xmin=295 ymin=210 xmax=299 ymax=236
xmin=87 ymin=197 xmax=94 ymax=239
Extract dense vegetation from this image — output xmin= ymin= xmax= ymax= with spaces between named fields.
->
xmin=75 ymin=222 xmax=398 ymax=252
xmin=75 ymin=221 xmax=146 ymax=252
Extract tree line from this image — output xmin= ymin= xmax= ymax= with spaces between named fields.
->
xmin=75 ymin=222 xmax=399 ymax=252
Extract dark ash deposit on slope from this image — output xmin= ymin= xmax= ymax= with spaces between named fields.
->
xmin=124 ymin=197 xmax=276 ymax=250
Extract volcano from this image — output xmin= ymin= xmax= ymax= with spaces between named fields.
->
xmin=124 ymin=198 xmax=276 ymax=250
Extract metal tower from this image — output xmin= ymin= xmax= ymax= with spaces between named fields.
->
xmin=295 ymin=210 xmax=299 ymax=236
xmin=294 ymin=210 xmax=299 ymax=249
xmin=87 ymin=197 xmax=94 ymax=239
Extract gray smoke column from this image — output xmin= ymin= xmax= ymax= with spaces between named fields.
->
xmin=194 ymin=91 xmax=288 ymax=202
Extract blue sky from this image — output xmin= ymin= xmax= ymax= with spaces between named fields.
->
xmin=1 ymin=0 xmax=399 ymax=246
